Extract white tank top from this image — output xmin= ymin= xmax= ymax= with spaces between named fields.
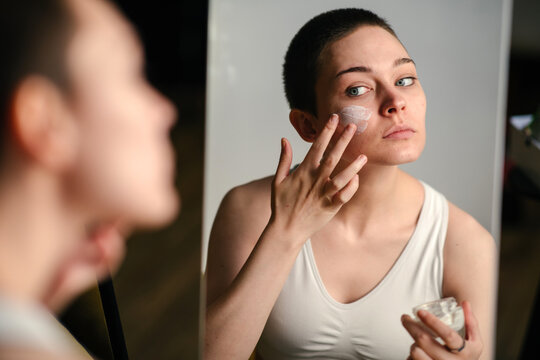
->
xmin=0 ymin=295 xmax=90 ymax=357
xmin=257 ymin=181 xmax=448 ymax=360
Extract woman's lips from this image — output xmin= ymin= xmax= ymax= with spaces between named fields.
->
xmin=383 ymin=125 xmax=415 ymax=139
xmin=383 ymin=129 xmax=415 ymax=139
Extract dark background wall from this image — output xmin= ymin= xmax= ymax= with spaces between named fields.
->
xmin=497 ymin=0 xmax=540 ymax=359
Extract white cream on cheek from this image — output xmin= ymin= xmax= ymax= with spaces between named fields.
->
xmin=338 ymin=105 xmax=372 ymax=133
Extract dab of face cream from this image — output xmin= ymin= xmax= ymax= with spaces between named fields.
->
xmin=338 ymin=105 xmax=372 ymax=133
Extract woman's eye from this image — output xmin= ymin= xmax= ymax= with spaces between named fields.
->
xmin=346 ymin=86 xmax=369 ymax=97
xmin=396 ymin=77 xmax=415 ymax=87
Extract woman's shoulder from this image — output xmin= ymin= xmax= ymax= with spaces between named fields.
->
xmin=446 ymin=201 xmax=493 ymax=245
xmin=420 ymin=179 xmax=494 ymax=247
xmin=401 ymin=173 xmax=493 ymax=249
xmin=443 ymin=200 xmax=496 ymax=282
xmin=206 ymin=176 xmax=275 ymax=304
xmin=210 ymin=175 xmax=274 ymax=249
xmin=221 ymin=175 xmax=273 ymax=216
xmin=402 ymin=174 xmax=489 ymax=241
xmin=441 ymin=200 xmax=497 ymax=331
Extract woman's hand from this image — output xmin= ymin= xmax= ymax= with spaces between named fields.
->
xmin=42 ymin=221 xmax=127 ymax=312
xmin=270 ymin=114 xmax=367 ymax=244
xmin=401 ymin=301 xmax=483 ymax=360
xmin=204 ymin=114 xmax=367 ymax=360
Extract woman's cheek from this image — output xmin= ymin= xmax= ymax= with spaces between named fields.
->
xmin=340 ymin=130 xmax=371 ymax=162
xmin=338 ymin=105 xmax=372 ymax=133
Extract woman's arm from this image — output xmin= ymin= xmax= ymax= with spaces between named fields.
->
xmin=204 ymin=116 xmax=367 ymax=360
xmin=401 ymin=202 xmax=497 ymax=360
xmin=441 ymin=203 xmax=497 ymax=360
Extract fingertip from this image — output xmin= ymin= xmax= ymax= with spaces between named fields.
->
xmin=324 ymin=114 xmax=339 ymax=130
xmin=462 ymin=300 xmax=479 ymax=341
xmin=462 ymin=301 xmax=474 ymax=320
xmin=275 ymin=138 xmax=293 ymax=183
xmin=357 ymin=154 xmax=368 ymax=165
xmin=281 ymin=138 xmax=293 ymax=158
xmin=281 ymin=137 xmax=291 ymax=150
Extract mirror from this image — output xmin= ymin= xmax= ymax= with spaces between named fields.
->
xmin=204 ymin=0 xmax=510 ymax=261
xmin=204 ymin=0 xmax=511 ymax=358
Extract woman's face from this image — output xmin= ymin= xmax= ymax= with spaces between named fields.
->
xmin=65 ymin=0 xmax=179 ymax=227
xmin=314 ymin=25 xmax=426 ymax=166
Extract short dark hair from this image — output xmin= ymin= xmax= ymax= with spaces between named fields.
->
xmin=283 ymin=8 xmax=398 ymax=116
xmin=0 ymin=0 xmax=74 ymax=151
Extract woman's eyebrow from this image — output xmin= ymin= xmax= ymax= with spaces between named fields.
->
xmin=394 ymin=57 xmax=415 ymax=67
xmin=335 ymin=57 xmax=416 ymax=78
xmin=335 ymin=65 xmax=371 ymax=78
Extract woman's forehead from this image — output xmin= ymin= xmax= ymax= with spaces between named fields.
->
xmin=66 ymin=0 xmax=143 ymax=81
xmin=321 ymin=26 xmax=409 ymax=76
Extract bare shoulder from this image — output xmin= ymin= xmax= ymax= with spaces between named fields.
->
xmin=206 ymin=176 xmax=274 ymax=304
xmin=222 ymin=176 xmax=273 ymax=215
xmin=213 ymin=176 xmax=274 ymax=241
xmin=446 ymin=201 xmax=495 ymax=255
xmin=443 ymin=201 xmax=497 ymax=295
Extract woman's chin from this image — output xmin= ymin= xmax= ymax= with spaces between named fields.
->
xmin=364 ymin=148 xmax=423 ymax=166
xmin=130 ymin=190 xmax=181 ymax=229
xmin=380 ymin=140 xmax=425 ymax=165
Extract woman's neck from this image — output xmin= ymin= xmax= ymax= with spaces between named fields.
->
xmin=0 ymin=164 xmax=84 ymax=306
xmin=330 ymin=161 xmax=416 ymax=236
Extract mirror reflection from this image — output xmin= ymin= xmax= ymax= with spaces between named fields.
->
xmin=204 ymin=1 xmax=509 ymax=359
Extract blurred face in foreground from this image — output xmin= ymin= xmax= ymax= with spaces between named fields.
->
xmin=40 ymin=0 xmax=179 ymax=309
xmin=65 ymin=0 xmax=179 ymax=227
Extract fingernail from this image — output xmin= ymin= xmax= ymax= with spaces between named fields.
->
xmin=330 ymin=114 xmax=338 ymax=123
xmin=417 ymin=310 xmax=427 ymax=317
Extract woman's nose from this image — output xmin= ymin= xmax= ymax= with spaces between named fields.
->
xmin=149 ymin=86 xmax=178 ymax=129
xmin=380 ymin=88 xmax=406 ymax=116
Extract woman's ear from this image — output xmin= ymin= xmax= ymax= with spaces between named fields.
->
xmin=9 ymin=75 xmax=78 ymax=172
xmin=289 ymin=109 xmax=318 ymax=142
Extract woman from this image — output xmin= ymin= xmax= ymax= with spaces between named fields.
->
xmin=205 ymin=8 xmax=495 ymax=360
xmin=0 ymin=0 xmax=178 ymax=358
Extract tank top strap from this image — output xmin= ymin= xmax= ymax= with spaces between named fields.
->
xmin=401 ymin=181 xmax=448 ymax=298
